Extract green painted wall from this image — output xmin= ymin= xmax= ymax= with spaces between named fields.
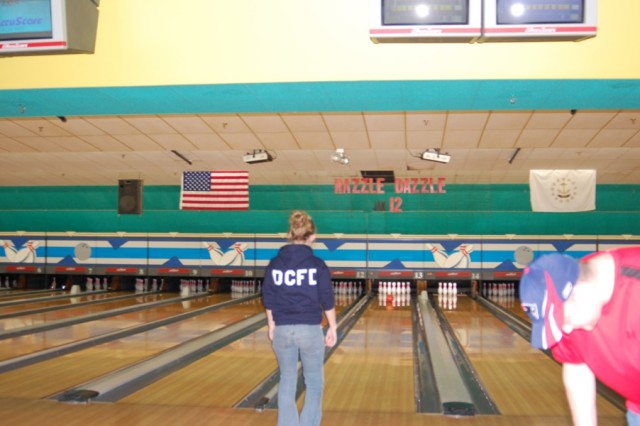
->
xmin=1 ymin=184 xmax=638 ymax=235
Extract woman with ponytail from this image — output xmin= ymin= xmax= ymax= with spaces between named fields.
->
xmin=262 ymin=210 xmax=337 ymax=426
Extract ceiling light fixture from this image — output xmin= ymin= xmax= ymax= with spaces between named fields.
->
xmin=420 ymin=148 xmax=450 ymax=164
xmin=331 ymin=148 xmax=350 ymax=165
xmin=243 ymin=149 xmax=274 ymax=164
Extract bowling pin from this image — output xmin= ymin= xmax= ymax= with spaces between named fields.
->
xmin=459 ymin=244 xmax=474 ymax=268
xmin=181 ymin=279 xmax=190 ymax=297
xmin=203 ymin=241 xmax=224 ymax=264
xmin=12 ymin=240 xmax=40 ymax=263
xmin=444 ymin=244 xmax=473 ymax=269
xmin=1 ymin=240 xmax=17 ymax=262
xmin=220 ymin=242 xmax=247 ymax=266
xmin=426 ymin=243 xmax=448 ymax=267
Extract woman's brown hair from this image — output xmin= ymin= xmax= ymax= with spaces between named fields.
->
xmin=288 ymin=210 xmax=316 ymax=242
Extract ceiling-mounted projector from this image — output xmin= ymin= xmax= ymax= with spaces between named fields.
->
xmin=243 ymin=150 xmax=273 ymax=164
xmin=420 ymin=149 xmax=451 ymax=164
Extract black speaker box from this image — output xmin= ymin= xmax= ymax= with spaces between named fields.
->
xmin=118 ymin=179 xmax=143 ymax=214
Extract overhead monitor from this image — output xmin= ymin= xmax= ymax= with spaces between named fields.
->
xmin=370 ymin=0 xmax=482 ymax=43
xmin=481 ymin=0 xmax=597 ymax=42
xmin=0 ymin=0 xmax=98 ymax=55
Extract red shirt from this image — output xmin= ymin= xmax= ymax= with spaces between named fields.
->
xmin=551 ymin=246 xmax=640 ymax=413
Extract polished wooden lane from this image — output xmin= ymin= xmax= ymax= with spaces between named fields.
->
xmin=0 ymin=293 xmax=224 ymax=360
xmin=121 ymin=298 xmax=275 ymax=407
xmin=121 ymin=295 xmax=356 ymax=407
xmin=0 ymin=291 xmax=629 ymax=425
xmin=323 ymin=298 xmax=415 ymax=414
xmin=441 ymin=294 xmax=624 ymax=423
xmin=0 ymin=291 xmax=121 ymax=316
xmin=0 ymin=294 xmax=263 ymax=399
xmin=0 ymin=290 xmax=65 ymax=302
xmin=486 ymin=292 xmax=530 ymax=321
xmin=0 ymin=292 xmax=177 ymax=334
xmin=0 ymin=395 xmax=631 ymax=426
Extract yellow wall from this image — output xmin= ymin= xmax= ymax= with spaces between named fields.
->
xmin=1 ymin=0 xmax=639 ymax=90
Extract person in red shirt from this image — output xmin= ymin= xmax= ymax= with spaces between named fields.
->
xmin=520 ymin=247 xmax=640 ymax=426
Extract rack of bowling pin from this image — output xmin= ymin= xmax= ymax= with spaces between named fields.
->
xmin=1 ymin=276 xmax=17 ymax=289
xmin=229 ymin=279 xmax=261 ymax=298
xmin=47 ymin=276 xmax=110 ymax=293
xmin=332 ymin=280 xmax=364 ymax=306
xmin=436 ymin=281 xmax=458 ymax=296
xmin=134 ymin=277 xmax=167 ymax=294
xmin=332 ymin=280 xmax=363 ymax=296
xmin=377 ymin=281 xmax=411 ymax=308
xmin=178 ymin=279 xmax=209 ymax=297
xmin=83 ymin=277 xmax=109 ymax=292
xmin=482 ymin=281 xmax=518 ymax=307
xmin=435 ymin=281 xmax=460 ymax=310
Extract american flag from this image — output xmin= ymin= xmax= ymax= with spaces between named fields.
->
xmin=180 ymin=171 xmax=249 ymax=210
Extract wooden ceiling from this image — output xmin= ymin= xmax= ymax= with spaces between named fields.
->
xmin=1 ymin=109 xmax=639 ymax=186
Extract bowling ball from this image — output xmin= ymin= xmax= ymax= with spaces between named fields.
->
xmin=74 ymin=242 xmax=92 ymax=261
xmin=514 ymin=246 xmax=534 ymax=267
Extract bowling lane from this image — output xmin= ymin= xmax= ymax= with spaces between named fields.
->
xmin=120 ymin=294 xmax=358 ymax=407
xmin=0 ymin=293 xmax=110 ymax=316
xmin=122 ymin=325 xmax=276 ymax=408
xmin=323 ymin=299 xmax=414 ymax=414
xmin=484 ymin=293 xmax=529 ymax=321
xmin=0 ymin=293 xmax=230 ymax=360
xmin=2 ymin=293 xmax=168 ymax=322
xmin=441 ymin=295 xmax=623 ymax=420
xmin=0 ymin=290 xmax=66 ymax=302
xmin=0 ymin=295 xmax=264 ymax=399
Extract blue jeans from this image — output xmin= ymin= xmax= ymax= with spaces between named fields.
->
xmin=273 ymin=324 xmax=325 ymax=426
xmin=628 ymin=409 xmax=640 ymax=426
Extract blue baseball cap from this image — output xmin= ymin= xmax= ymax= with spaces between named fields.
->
xmin=520 ymin=253 xmax=579 ymax=350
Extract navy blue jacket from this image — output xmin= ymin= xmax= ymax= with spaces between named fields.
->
xmin=262 ymin=244 xmax=335 ymax=326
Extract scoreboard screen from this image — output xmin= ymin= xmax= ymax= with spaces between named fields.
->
xmin=497 ymin=0 xmax=584 ymax=25
xmin=482 ymin=0 xmax=596 ymax=41
xmin=382 ymin=0 xmax=469 ymax=25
